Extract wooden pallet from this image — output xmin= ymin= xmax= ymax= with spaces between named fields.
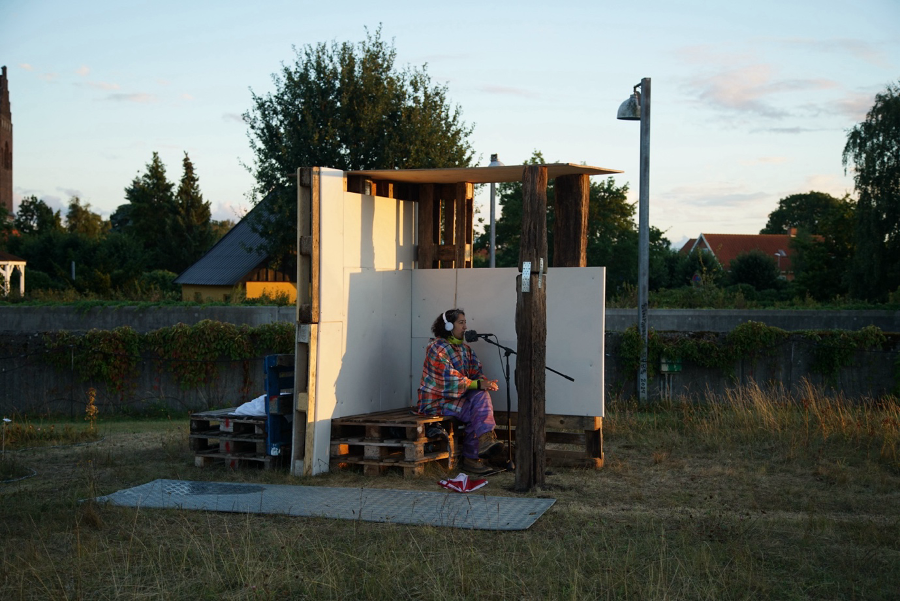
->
xmin=330 ymin=407 xmax=461 ymax=477
xmin=494 ymin=411 xmax=603 ymax=469
xmin=190 ymin=409 xmax=284 ymax=470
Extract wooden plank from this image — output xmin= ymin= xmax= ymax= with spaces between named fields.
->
xmin=515 ymin=164 xmax=549 ymax=492
xmin=346 ymin=163 xmax=622 ymax=184
xmin=553 ymin=174 xmax=589 ymax=267
xmin=297 ymin=168 xmax=312 ymax=322
xmin=455 ymin=182 xmax=468 ymax=268
xmin=303 ymin=323 xmax=318 ymax=476
xmin=418 ymin=183 xmax=435 ymax=269
xmin=375 ymin=180 xmax=394 ymax=198
xmin=494 ymin=412 xmax=602 ymax=431
xmin=310 ymin=167 xmax=320 ymax=324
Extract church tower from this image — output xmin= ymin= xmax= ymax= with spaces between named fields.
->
xmin=1 ymin=66 xmax=12 ymax=215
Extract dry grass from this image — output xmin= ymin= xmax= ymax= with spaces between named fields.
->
xmin=1 ymin=383 xmax=899 ymax=600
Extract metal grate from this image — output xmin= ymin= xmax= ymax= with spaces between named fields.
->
xmin=96 ymin=479 xmax=555 ymax=531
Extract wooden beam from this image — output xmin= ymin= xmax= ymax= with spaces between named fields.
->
xmin=553 ymin=173 xmax=590 ymax=267
xmin=418 ymin=184 xmax=435 ymax=269
xmin=455 ymin=182 xmax=468 ymax=267
xmin=297 ymin=168 xmax=312 ymax=322
xmin=515 ymin=164 xmax=549 ymax=492
xmin=311 ymin=167 xmax=320 ymax=323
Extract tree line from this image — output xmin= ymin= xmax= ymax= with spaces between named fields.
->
xmin=0 ymin=152 xmax=232 ymax=296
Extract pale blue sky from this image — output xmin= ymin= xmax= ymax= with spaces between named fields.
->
xmin=2 ymin=0 xmax=898 ymax=248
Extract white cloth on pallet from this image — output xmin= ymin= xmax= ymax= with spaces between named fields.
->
xmin=233 ymin=394 xmax=266 ymax=416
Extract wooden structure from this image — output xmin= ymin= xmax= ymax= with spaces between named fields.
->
xmin=292 ymin=163 xmax=620 ymax=477
xmin=190 ymin=409 xmax=286 ymax=470
xmin=0 ymin=251 xmax=25 ymax=297
xmin=330 ymin=407 xmax=461 ymax=477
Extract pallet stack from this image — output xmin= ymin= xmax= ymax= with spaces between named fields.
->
xmin=494 ymin=411 xmax=603 ymax=469
xmin=330 ymin=408 xmax=461 ymax=477
xmin=190 ymin=409 xmax=284 ymax=470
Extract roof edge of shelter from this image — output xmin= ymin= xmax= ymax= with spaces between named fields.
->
xmin=345 ymin=162 xmax=622 ymax=185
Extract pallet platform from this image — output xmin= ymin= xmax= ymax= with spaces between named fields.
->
xmin=190 ymin=408 xmax=286 ymax=470
xmin=494 ymin=411 xmax=603 ymax=469
xmin=330 ymin=408 xmax=461 ymax=477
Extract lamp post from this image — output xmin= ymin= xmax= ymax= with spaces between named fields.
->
xmin=489 ymin=153 xmax=504 ymax=268
xmin=617 ymin=78 xmax=651 ymax=402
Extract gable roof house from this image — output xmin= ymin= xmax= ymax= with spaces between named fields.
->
xmin=680 ymin=231 xmax=797 ymax=280
xmin=174 ymin=199 xmax=296 ymax=302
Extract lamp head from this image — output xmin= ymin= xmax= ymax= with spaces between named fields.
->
xmin=617 ymin=91 xmax=641 ymax=121
xmin=488 ymin=153 xmax=505 ymax=167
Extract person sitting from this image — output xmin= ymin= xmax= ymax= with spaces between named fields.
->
xmin=417 ymin=308 xmax=503 ymax=475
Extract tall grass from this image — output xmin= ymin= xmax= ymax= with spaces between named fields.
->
xmin=1 ymin=388 xmax=899 ymax=599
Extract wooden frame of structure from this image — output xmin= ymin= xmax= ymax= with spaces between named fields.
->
xmin=291 ymin=163 xmax=621 ymax=479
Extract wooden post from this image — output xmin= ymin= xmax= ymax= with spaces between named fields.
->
xmin=553 ymin=174 xmax=589 ymax=267
xmin=514 ymin=165 xmax=548 ymax=491
xmin=418 ymin=184 xmax=435 ymax=269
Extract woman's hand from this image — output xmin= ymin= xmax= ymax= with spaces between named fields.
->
xmin=481 ymin=379 xmax=499 ymax=392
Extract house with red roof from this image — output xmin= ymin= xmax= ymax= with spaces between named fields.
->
xmin=679 ymin=231 xmax=796 ymax=280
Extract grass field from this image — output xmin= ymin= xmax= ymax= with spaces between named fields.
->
xmin=1 ymin=382 xmax=898 ymax=600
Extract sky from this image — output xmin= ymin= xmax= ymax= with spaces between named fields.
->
xmin=2 ymin=0 xmax=898 ymax=249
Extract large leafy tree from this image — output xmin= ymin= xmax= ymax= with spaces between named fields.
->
xmin=65 ymin=197 xmax=108 ymax=239
xmin=169 ymin=152 xmax=215 ymax=274
xmin=761 ymin=191 xmax=849 ymax=235
xmin=728 ymin=249 xmax=782 ymax=290
xmin=14 ymin=196 xmax=63 ymax=236
xmin=243 ymin=27 xmax=475 ymax=265
xmin=843 ymin=81 xmax=900 ymax=300
xmin=122 ymin=152 xmax=177 ymax=269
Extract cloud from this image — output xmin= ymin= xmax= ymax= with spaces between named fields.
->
xmin=479 ymin=84 xmax=539 ymax=99
xmin=18 ymin=63 xmax=33 ymax=71
xmin=39 ymin=72 xmax=58 ymax=82
xmin=741 ymin=156 xmax=789 ymax=166
xmin=662 ymin=183 xmax=769 ymax=208
xmin=181 ymin=93 xmax=194 ymax=100
xmin=76 ymin=65 xmax=90 ymax=76
xmin=57 ymin=187 xmax=83 ymax=199
xmin=157 ymin=79 xmax=170 ymax=86
xmin=222 ymin=113 xmax=244 ymax=123
xmin=105 ymin=93 xmax=157 ymax=103
xmin=87 ymin=81 xmax=120 ymax=90
xmin=690 ymin=64 xmax=839 ymax=118
xmin=782 ymin=38 xmax=891 ymax=68
xmin=834 ymin=91 xmax=873 ymax=121
xmin=751 ymin=126 xmax=817 ymax=134
xmin=211 ymin=201 xmax=249 ymax=222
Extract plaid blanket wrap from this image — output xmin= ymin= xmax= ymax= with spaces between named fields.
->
xmin=417 ymin=338 xmax=485 ymax=415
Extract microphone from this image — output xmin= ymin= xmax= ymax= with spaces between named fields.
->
xmin=464 ymin=330 xmax=493 ymax=342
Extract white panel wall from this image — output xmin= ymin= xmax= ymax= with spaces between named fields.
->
xmin=311 ymin=172 xmax=416 ymax=474
xmin=410 ymin=267 xmax=605 ymax=417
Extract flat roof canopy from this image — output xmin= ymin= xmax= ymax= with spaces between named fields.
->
xmin=347 ymin=162 xmax=622 ymax=184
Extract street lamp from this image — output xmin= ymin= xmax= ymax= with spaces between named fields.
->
xmin=489 ymin=153 xmax=504 ymax=268
xmin=618 ymin=78 xmax=651 ymax=402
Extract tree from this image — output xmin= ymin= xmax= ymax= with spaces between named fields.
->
xmin=761 ymin=191 xmax=848 ymax=235
xmin=673 ymin=248 xmax=725 ymax=288
xmin=14 ymin=196 xmax=62 ymax=236
xmin=843 ymin=81 xmax=900 ymax=300
xmin=728 ymin=249 xmax=782 ymax=290
xmin=169 ymin=152 xmax=215 ymax=274
xmin=244 ymin=27 xmax=475 ymax=265
xmin=789 ymin=197 xmax=856 ymax=300
xmin=123 ymin=152 xmax=176 ymax=268
xmin=66 ymin=197 xmax=108 ymax=239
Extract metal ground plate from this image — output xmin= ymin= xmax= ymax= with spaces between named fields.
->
xmin=96 ymin=479 xmax=555 ymax=531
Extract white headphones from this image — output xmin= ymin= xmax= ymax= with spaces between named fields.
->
xmin=442 ymin=311 xmax=454 ymax=331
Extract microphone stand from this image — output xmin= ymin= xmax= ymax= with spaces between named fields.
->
xmin=475 ymin=335 xmax=574 ymax=471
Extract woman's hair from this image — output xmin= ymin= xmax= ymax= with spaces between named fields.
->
xmin=431 ymin=308 xmax=465 ymax=339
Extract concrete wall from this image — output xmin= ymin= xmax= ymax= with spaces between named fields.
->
xmin=605 ymin=331 xmax=900 ymax=401
xmin=606 ymin=309 xmax=899 ymax=333
xmin=0 ymin=305 xmax=296 ymax=334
